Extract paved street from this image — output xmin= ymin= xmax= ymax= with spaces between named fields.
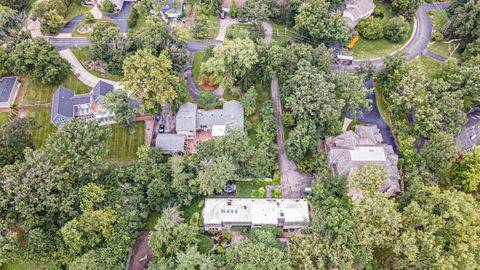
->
xmin=182 ymin=54 xmax=201 ymax=100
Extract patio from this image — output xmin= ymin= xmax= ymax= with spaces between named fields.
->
xmin=186 ymin=130 xmax=213 ymax=154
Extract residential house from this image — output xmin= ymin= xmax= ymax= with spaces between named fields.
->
xmin=341 ymin=0 xmax=376 ymax=28
xmin=202 ymin=199 xmax=310 ymax=232
xmin=0 ymin=76 xmax=20 ymax=109
xmin=456 ymin=107 xmax=480 ymax=151
xmin=156 ymin=101 xmax=244 ymax=153
xmin=162 ymin=0 xmax=184 ymax=18
xmin=326 ymin=125 xmax=401 ymax=199
xmin=51 ymin=81 xmax=115 ymax=128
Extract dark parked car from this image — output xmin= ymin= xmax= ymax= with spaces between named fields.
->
xmin=158 ymin=124 xmax=165 ymax=133
xmin=223 ymin=181 xmax=236 ymax=193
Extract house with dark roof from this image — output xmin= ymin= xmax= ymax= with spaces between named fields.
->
xmin=326 ymin=125 xmax=401 ymax=199
xmin=51 ymin=81 xmax=116 ymax=128
xmin=456 ymin=107 xmax=480 ymax=151
xmin=0 ymin=76 xmax=20 ymax=109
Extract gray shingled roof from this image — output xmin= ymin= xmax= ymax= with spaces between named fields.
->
xmin=51 ymin=81 xmax=114 ymax=126
xmin=196 ymin=101 xmax=244 ymax=130
xmin=155 ymin=133 xmax=186 ymax=153
xmin=326 ymin=124 xmax=401 ymax=198
xmin=0 ymin=76 xmax=17 ymax=102
xmin=176 ymin=102 xmax=197 ymax=132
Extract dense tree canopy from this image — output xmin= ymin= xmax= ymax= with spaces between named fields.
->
xmin=123 ymin=49 xmax=179 ymax=111
xmin=448 ymin=0 xmax=480 ymax=39
xmin=8 ymin=38 xmax=70 ymax=85
xmin=294 ymin=0 xmax=352 ymax=46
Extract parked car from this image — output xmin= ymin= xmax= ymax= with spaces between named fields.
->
xmin=220 ymin=10 xmax=225 ymax=19
xmin=238 ymin=18 xmax=248 ymax=23
xmin=155 ymin=115 xmax=161 ymax=121
xmin=158 ymin=124 xmax=165 ymax=133
xmin=334 ymin=55 xmax=353 ymax=65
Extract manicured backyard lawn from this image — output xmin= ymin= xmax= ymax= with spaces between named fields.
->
xmin=351 ymin=0 xmax=413 ymax=59
xmin=173 ymin=15 xmax=220 ymax=41
xmin=106 ymin=123 xmax=145 ymax=161
xmin=26 ymin=108 xmax=56 ymax=148
xmin=197 ymin=233 xmax=214 ymax=254
xmin=22 ymin=72 xmax=90 ymax=105
xmin=70 ymin=46 xmax=124 ymax=81
xmin=0 ymin=112 xmax=10 ymax=125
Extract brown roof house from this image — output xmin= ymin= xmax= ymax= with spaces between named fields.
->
xmin=341 ymin=0 xmax=376 ymax=28
xmin=326 ymin=125 xmax=401 ymax=199
xmin=221 ymin=0 xmax=246 ymax=12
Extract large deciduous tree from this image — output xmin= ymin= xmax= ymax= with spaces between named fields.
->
xmin=122 ymin=49 xmax=179 ymax=111
xmin=447 ymin=0 xmax=480 ymax=39
xmin=8 ymin=38 xmax=70 ymax=85
xmin=0 ymin=117 xmax=37 ymax=167
xmin=451 ymin=146 xmax=480 ymax=192
xmin=101 ymin=90 xmax=137 ymax=129
xmin=294 ymin=0 xmax=352 ymax=46
xmin=201 ymin=38 xmax=259 ymax=90
xmin=392 ymin=0 xmax=422 ymax=19
xmin=394 ymin=186 xmax=480 ymax=269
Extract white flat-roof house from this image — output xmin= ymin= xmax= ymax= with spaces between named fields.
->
xmin=202 ymin=199 xmax=310 ymax=232
xmin=342 ymin=0 xmax=376 ymax=28
xmin=326 ymin=125 xmax=401 ymax=199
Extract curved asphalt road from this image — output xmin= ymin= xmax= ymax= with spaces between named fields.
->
xmin=60 ymin=14 xmax=85 ymax=33
xmin=333 ymin=3 xmax=450 ymax=72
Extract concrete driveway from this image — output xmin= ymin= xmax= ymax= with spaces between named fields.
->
xmin=104 ymin=2 xmax=133 ymax=33
xmin=59 ymin=49 xmax=120 ymax=88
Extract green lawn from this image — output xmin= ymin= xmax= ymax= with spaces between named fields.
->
xmin=26 ymin=108 xmax=56 ymax=148
xmin=128 ymin=12 xmax=148 ymax=33
xmin=236 ymin=175 xmax=279 ymax=198
xmin=1 ymin=260 xmax=39 ymax=270
xmin=374 ymin=86 xmax=394 ymax=131
xmin=206 ymin=15 xmax=220 ymax=39
xmin=351 ymin=0 xmax=413 ymax=59
xmin=106 ymin=123 xmax=145 ymax=161
xmin=428 ymin=41 xmax=462 ymax=58
xmin=144 ymin=211 xmax=162 ymax=230
xmin=192 ymin=51 xmax=205 ymax=82
xmin=0 ymin=112 xmax=10 ymax=125
xmin=65 ymin=0 xmax=90 ymax=23
xmin=22 ymin=72 xmax=90 ymax=105
xmin=197 ymin=233 xmax=214 ymax=254
xmin=269 ymin=20 xmax=299 ymax=46
xmin=226 ymin=24 xmax=258 ymax=40
xmin=417 ymin=55 xmax=444 ymax=79
xmin=429 ymin=10 xmax=448 ymax=33
xmin=71 ymin=47 xmax=123 ymax=81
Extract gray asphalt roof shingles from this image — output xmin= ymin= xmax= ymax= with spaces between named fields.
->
xmin=0 ymin=76 xmax=18 ymax=102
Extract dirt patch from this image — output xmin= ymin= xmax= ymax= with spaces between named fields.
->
xmin=81 ymin=60 xmax=110 ymax=77
xmin=127 ymin=230 xmax=154 ymax=270
xmin=230 ymin=231 xmax=248 ymax=244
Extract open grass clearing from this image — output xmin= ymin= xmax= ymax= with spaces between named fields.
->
xmin=106 ymin=123 xmax=145 ymax=161
xmin=26 ymin=108 xmax=56 ymax=148
xmin=192 ymin=51 xmax=205 ymax=82
xmin=197 ymin=233 xmax=214 ymax=254
xmin=0 ymin=112 xmax=10 ymax=125
xmin=65 ymin=0 xmax=90 ymax=23
xmin=428 ymin=41 xmax=462 ymax=59
xmin=269 ymin=20 xmax=299 ymax=46
xmin=417 ymin=55 xmax=444 ymax=79
xmin=429 ymin=9 xmax=448 ymax=33
xmin=21 ymin=72 xmax=90 ymax=105
xmin=226 ymin=24 xmax=259 ymax=40
xmin=71 ymin=46 xmax=124 ymax=81
xmin=351 ymin=0 xmax=413 ymax=59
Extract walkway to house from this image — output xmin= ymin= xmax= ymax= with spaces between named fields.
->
xmin=59 ymin=49 xmax=120 ymax=88
xmin=215 ymin=17 xmax=238 ymax=41
xmin=270 ymin=79 xmax=314 ymax=199
xmin=136 ymin=115 xmax=155 ymax=146
xmin=186 ymin=130 xmax=212 ymax=154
